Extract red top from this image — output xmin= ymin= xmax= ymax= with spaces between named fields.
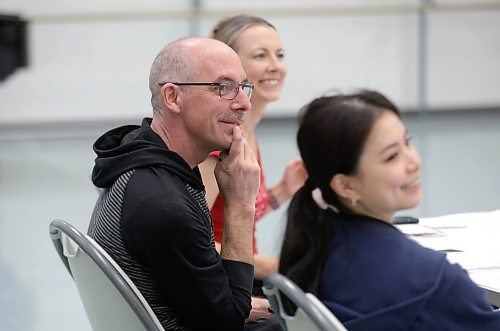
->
xmin=209 ymin=150 xmax=269 ymax=254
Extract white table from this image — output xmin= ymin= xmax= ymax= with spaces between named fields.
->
xmin=396 ymin=209 xmax=500 ymax=307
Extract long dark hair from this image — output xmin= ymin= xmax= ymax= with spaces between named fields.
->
xmin=279 ymin=90 xmax=400 ymax=294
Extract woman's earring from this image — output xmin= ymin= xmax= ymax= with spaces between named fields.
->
xmin=351 ymin=199 xmax=357 ymax=207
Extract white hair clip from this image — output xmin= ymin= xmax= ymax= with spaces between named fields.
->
xmin=311 ymin=188 xmax=339 ymax=213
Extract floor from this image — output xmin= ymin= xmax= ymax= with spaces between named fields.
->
xmin=1 ymin=109 xmax=499 ymax=330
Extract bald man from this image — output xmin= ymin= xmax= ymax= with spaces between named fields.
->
xmin=88 ymin=37 xmax=261 ymax=330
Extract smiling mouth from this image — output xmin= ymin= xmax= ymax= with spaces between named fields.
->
xmin=402 ymin=182 xmax=420 ymax=190
xmin=219 ymin=118 xmax=242 ymax=126
xmin=221 ymin=121 xmax=240 ymax=126
xmin=218 ymin=112 xmax=243 ymax=126
xmin=259 ymin=79 xmax=280 ymax=86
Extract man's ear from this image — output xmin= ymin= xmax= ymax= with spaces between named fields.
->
xmin=329 ymin=173 xmax=360 ymax=201
xmin=161 ymin=83 xmax=181 ymax=114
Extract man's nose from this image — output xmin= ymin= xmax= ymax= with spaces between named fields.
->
xmin=231 ymin=88 xmax=252 ymax=112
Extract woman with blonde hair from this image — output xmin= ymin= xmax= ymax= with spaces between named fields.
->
xmin=200 ymin=15 xmax=307 ymax=297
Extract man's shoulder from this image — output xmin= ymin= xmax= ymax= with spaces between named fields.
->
xmin=125 ymin=167 xmax=198 ymax=206
xmin=121 ymin=167 xmax=208 ymax=237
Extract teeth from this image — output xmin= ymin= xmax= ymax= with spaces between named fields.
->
xmin=261 ymin=79 xmax=279 ymax=86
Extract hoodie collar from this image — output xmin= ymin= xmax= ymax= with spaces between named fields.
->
xmin=91 ymin=118 xmax=203 ymax=190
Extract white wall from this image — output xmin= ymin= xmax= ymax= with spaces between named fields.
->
xmin=1 ymin=0 xmax=500 ymax=126
xmin=0 ymin=2 xmax=499 ymax=329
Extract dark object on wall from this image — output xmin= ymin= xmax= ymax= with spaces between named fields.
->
xmin=0 ymin=14 xmax=28 ymax=82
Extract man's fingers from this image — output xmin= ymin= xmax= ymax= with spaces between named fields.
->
xmin=220 ymin=126 xmax=243 ymax=170
xmin=242 ymin=138 xmax=253 ymax=161
xmin=229 ymin=126 xmax=243 ymax=156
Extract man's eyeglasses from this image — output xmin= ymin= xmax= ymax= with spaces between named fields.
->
xmin=159 ymin=81 xmax=253 ymax=100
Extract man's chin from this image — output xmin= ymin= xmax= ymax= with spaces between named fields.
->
xmin=213 ymin=138 xmax=231 ymax=153
xmin=223 ymin=132 xmax=233 ymax=147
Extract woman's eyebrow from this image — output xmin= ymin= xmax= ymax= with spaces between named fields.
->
xmin=378 ymin=130 xmax=408 ymax=156
xmin=379 ymin=142 xmax=398 ymax=156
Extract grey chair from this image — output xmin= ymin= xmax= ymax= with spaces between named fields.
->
xmin=49 ymin=219 xmax=164 ymax=331
xmin=263 ymin=273 xmax=348 ymax=331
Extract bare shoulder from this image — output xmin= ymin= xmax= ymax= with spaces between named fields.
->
xmin=198 ymin=155 xmax=220 ymax=208
xmin=199 ymin=155 xmax=218 ymax=180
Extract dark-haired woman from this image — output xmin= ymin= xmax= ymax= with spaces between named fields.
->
xmin=280 ymin=90 xmax=500 ymax=330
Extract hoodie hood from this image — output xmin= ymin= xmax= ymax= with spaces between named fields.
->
xmin=91 ymin=118 xmax=202 ymax=189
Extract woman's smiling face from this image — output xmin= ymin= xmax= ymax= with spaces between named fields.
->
xmin=346 ymin=110 xmax=422 ymax=221
xmin=235 ymin=25 xmax=287 ymax=106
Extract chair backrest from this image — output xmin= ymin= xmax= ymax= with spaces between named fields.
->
xmin=49 ymin=219 xmax=164 ymax=331
xmin=263 ymin=273 xmax=348 ymax=331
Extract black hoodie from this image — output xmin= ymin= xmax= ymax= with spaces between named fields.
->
xmin=88 ymin=118 xmax=253 ymax=331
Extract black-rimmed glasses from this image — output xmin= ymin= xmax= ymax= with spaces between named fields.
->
xmin=159 ymin=81 xmax=253 ymax=100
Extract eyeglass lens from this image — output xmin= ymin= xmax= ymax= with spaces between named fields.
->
xmin=219 ymin=82 xmax=252 ymax=100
